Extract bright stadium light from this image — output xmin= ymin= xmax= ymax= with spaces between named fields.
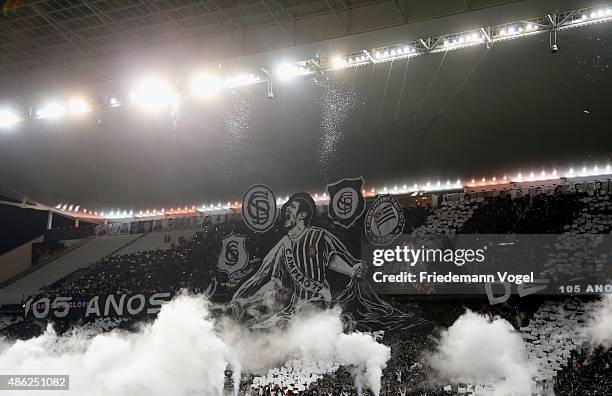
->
xmin=68 ymin=98 xmax=89 ymax=114
xmin=0 ymin=109 xmax=22 ymax=127
xmin=225 ymin=73 xmax=261 ymax=88
xmin=37 ymin=102 xmax=65 ymax=119
xmin=130 ymin=77 xmax=176 ymax=110
xmin=191 ymin=74 xmax=225 ymax=98
xmin=275 ymin=62 xmax=310 ymax=80
xmin=332 ymin=57 xmax=345 ymax=69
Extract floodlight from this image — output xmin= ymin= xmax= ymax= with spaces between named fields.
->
xmin=130 ymin=77 xmax=176 ymax=109
xmin=225 ymin=74 xmax=260 ymax=88
xmin=68 ymin=98 xmax=89 ymax=114
xmin=191 ymin=74 xmax=225 ymax=97
xmin=275 ymin=62 xmax=309 ymax=80
xmin=332 ymin=57 xmax=345 ymax=69
xmin=37 ymin=103 xmax=65 ymax=118
xmin=0 ymin=109 xmax=22 ymax=127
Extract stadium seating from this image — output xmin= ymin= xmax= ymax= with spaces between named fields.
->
xmin=113 ymin=229 xmax=199 ymax=256
xmin=412 ymin=196 xmax=483 ymax=236
xmin=0 ymin=234 xmax=140 ymax=304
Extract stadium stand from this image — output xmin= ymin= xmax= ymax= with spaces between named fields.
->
xmin=2 ymin=184 xmax=611 ymax=395
xmin=412 ymin=196 xmax=483 ymax=236
xmin=5 ymin=186 xmax=608 ymax=304
xmin=0 ymin=234 xmax=141 ymax=304
xmin=113 ymin=229 xmax=199 ymax=256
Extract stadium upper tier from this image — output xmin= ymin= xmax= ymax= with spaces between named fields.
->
xmin=43 ymin=164 xmax=612 ymax=223
xmin=0 ymin=235 xmax=140 ymax=304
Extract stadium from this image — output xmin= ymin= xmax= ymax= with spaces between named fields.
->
xmin=0 ymin=0 xmax=611 ymax=395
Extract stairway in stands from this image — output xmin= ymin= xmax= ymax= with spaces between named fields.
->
xmin=0 ymin=234 xmax=141 ymax=304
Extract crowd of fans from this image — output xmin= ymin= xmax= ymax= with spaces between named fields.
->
xmin=556 ymin=348 xmax=612 ymax=395
xmin=46 ymin=232 xmax=219 ymax=298
xmin=1 ymin=184 xmax=611 ymax=395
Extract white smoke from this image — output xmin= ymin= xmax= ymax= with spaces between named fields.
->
xmin=429 ymin=310 xmax=535 ymax=396
xmin=219 ymin=307 xmax=390 ymax=395
xmin=0 ymin=294 xmax=232 ymax=396
xmin=583 ymin=294 xmax=612 ymax=349
xmin=0 ymin=296 xmax=390 ymax=396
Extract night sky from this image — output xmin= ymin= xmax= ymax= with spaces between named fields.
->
xmin=0 ymin=9 xmax=610 ymax=214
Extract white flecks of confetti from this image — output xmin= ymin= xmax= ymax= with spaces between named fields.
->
xmin=170 ymin=94 xmax=183 ymax=130
xmin=309 ymin=73 xmax=358 ymax=183
xmin=224 ymin=89 xmax=253 ymax=184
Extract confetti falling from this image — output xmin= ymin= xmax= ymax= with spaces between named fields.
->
xmin=308 ymin=73 xmax=358 ymax=183
xmin=223 ymin=89 xmax=253 ymax=186
xmin=170 ymin=95 xmax=183 ymax=130
xmin=562 ymin=30 xmax=611 ymax=84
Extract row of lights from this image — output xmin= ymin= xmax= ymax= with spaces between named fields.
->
xmin=55 ymin=164 xmax=612 ymax=220
xmin=443 ymin=32 xmax=485 ymax=47
xmin=0 ymin=67 xmax=306 ymax=127
xmin=332 ymin=5 xmax=612 ymax=68
xmin=498 ymin=24 xmax=538 ymax=37
xmin=1 ymin=5 xmax=609 ymax=128
xmin=374 ymin=46 xmax=417 ymax=60
xmin=588 ymin=8 xmax=612 ymax=19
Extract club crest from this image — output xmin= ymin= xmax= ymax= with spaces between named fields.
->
xmin=327 ymin=177 xmax=366 ymax=229
xmin=242 ymin=184 xmax=277 ymax=233
xmin=364 ymin=194 xmax=405 ymax=245
xmin=217 ymin=233 xmax=249 ymax=276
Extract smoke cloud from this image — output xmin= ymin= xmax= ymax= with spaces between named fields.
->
xmin=219 ymin=307 xmax=390 ymax=395
xmin=429 ymin=310 xmax=535 ymax=396
xmin=0 ymin=294 xmax=232 ymax=396
xmin=0 ymin=295 xmax=390 ymax=396
xmin=583 ymin=294 xmax=612 ymax=349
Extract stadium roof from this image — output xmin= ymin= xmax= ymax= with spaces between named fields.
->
xmin=0 ymin=0 xmax=526 ymax=78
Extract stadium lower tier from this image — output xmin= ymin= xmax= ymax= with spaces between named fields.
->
xmin=0 ymin=295 xmax=610 ymax=396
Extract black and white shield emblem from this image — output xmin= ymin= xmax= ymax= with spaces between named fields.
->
xmin=242 ymin=184 xmax=277 ymax=233
xmin=217 ymin=233 xmax=249 ymax=276
xmin=364 ymin=194 xmax=405 ymax=245
xmin=327 ymin=177 xmax=366 ymax=229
